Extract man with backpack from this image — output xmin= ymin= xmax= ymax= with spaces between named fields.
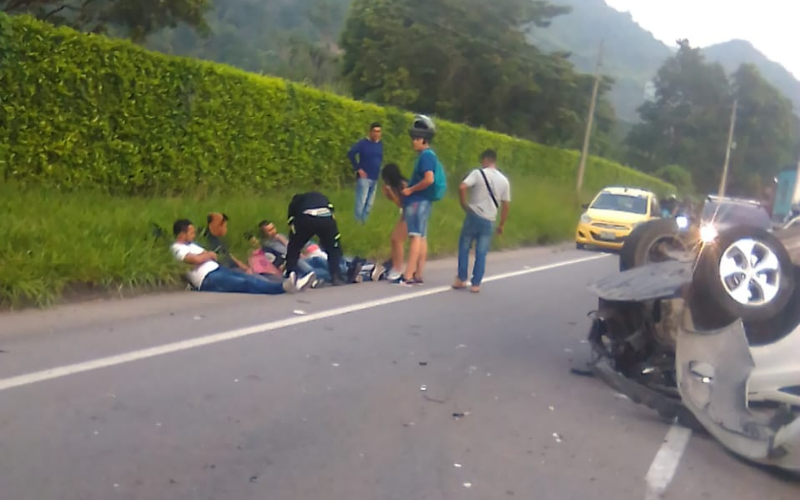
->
xmin=392 ymin=114 xmax=447 ymax=286
xmin=453 ymin=149 xmax=511 ymax=293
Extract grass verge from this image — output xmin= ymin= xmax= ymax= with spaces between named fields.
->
xmin=1 ymin=176 xmax=581 ymax=309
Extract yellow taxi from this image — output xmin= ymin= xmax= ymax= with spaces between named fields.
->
xmin=575 ymin=186 xmax=661 ymax=250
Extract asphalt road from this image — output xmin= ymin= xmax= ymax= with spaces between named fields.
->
xmin=0 ymin=246 xmax=797 ymax=500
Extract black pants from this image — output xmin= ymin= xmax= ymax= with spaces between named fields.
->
xmin=286 ymin=214 xmax=343 ymax=282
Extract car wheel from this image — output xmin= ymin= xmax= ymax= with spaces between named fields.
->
xmin=619 ymin=219 xmax=690 ymax=272
xmin=691 ymin=225 xmax=795 ymax=327
xmin=576 ymin=242 xmax=586 ymax=250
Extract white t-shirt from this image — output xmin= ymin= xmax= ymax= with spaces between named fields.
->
xmin=170 ymin=242 xmax=219 ymax=288
xmin=462 ymin=167 xmax=511 ymax=222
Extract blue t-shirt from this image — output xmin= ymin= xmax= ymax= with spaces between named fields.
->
xmin=404 ymin=149 xmax=437 ymax=205
xmin=348 ymin=139 xmax=383 ymax=180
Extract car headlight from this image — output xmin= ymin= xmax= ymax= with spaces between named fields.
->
xmin=699 ymin=223 xmax=718 ymax=243
xmin=580 ymin=214 xmax=592 ymax=224
xmin=676 ymin=216 xmax=689 ymax=230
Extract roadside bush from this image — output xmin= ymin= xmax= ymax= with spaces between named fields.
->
xmin=0 ymin=13 xmax=673 ymax=197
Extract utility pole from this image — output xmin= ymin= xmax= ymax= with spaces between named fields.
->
xmin=718 ymin=98 xmax=738 ymax=197
xmin=576 ymin=39 xmax=604 ymax=195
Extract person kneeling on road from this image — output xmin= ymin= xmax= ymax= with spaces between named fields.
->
xmin=285 ymin=191 xmax=346 ymax=286
xmin=171 ymin=219 xmax=314 ymax=294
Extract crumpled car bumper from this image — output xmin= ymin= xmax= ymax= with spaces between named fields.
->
xmin=675 ymin=315 xmax=800 ymax=472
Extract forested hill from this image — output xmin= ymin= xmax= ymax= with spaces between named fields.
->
xmin=528 ymin=0 xmax=800 ymax=121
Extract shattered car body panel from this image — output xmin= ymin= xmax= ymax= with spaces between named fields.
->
xmin=588 ymin=260 xmax=693 ymax=302
xmin=675 ymin=314 xmax=800 ymax=472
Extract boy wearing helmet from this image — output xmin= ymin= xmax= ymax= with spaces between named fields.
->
xmin=393 ymin=114 xmax=440 ymax=286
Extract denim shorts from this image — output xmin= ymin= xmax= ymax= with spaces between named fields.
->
xmin=404 ymin=199 xmax=433 ymax=237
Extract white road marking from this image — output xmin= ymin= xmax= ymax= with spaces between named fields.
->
xmin=644 ymin=424 xmax=693 ymax=500
xmin=0 ymin=253 xmax=609 ymax=393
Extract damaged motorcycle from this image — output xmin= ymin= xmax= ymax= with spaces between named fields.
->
xmin=578 ymin=220 xmax=800 ymax=473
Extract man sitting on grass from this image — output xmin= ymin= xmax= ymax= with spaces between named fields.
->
xmin=202 ymin=212 xmax=252 ymax=273
xmin=170 ymin=219 xmax=314 ymax=294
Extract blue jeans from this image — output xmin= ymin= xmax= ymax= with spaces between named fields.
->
xmin=404 ymin=199 xmax=433 ymax=237
xmin=199 ymin=267 xmax=286 ymax=295
xmin=354 ymin=178 xmax=378 ymax=223
xmin=305 ymin=256 xmax=349 ymax=282
xmin=457 ymin=212 xmax=495 ymax=286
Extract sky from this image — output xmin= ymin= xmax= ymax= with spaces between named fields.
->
xmin=604 ymin=0 xmax=799 ymax=78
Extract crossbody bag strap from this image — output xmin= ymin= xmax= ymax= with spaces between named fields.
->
xmin=478 ymin=168 xmax=499 ymax=208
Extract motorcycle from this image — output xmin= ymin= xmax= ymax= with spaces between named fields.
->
xmin=578 ymin=221 xmax=800 ymax=473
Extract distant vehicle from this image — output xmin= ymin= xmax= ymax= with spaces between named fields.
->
xmin=773 ymin=165 xmax=800 ymax=221
xmin=575 ymin=186 xmax=660 ymax=251
xmin=616 ymin=194 xmax=775 ymax=271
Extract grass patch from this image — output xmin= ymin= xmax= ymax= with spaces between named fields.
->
xmin=1 ymin=176 xmax=581 ymax=309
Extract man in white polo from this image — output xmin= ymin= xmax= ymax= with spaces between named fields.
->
xmin=453 ymin=149 xmax=511 ymax=293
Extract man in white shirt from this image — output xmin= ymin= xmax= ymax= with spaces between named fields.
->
xmin=453 ymin=149 xmax=511 ymax=293
xmin=170 ymin=219 xmax=314 ymax=294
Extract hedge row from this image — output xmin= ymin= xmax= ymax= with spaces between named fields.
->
xmin=0 ymin=13 xmax=673 ymax=196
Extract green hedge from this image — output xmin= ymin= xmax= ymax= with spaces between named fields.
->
xmin=0 ymin=13 xmax=672 ymax=196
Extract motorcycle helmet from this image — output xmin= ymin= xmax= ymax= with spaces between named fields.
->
xmin=409 ymin=114 xmax=436 ymax=141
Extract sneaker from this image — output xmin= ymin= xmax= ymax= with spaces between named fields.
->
xmin=452 ymin=278 xmax=467 ymax=290
xmin=390 ymin=275 xmax=414 ymax=287
xmin=411 ymin=276 xmax=424 ymax=285
xmin=370 ymin=263 xmax=382 ymax=282
xmin=283 ymin=271 xmax=299 ymax=293
xmin=295 ymin=271 xmax=316 ymax=292
xmin=386 ymin=269 xmax=402 ymax=282
xmin=347 ymin=261 xmax=363 ymax=283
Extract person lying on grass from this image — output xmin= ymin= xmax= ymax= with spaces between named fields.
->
xmin=201 ymin=212 xmax=252 ymax=273
xmin=255 ymin=221 xmax=371 ymax=285
xmin=170 ymin=219 xmax=314 ymax=295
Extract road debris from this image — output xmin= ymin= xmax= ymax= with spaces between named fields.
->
xmin=463 ymin=482 xmax=472 ymax=488
xmin=419 ymin=361 xmax=428 ymax=366
xmin=332 ymin=363 xmax=340 ymax=367
xmin=452 ymin=412 xmax=467 ymax=419
xmin=193 ymin=315 xmax=203 ymax=320
xmin=293 ymin=309 xmax=307 ymax=316
xmin=553 ymin=432 xmax=563 ymax=443
xmin=456 ymin=344 xmax=467 ymax=349
xmin=420 ymin=385 xmax=427 ymax=391
xmin=454 ymin=463 xmax=462 ymax=468
xmin=249 ymin=475 xmax=258 ymax=483
xmin=548 ymin=406 xmax=555 ymax=411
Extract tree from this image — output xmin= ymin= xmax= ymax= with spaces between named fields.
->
xmin=625 ymin=40 xmax=799 ymax=196
xmin=1 ymin=0 xmax=211 ymax=42
xmin=338 ymin=0 xmax=617 ymax=147
xmin=726 ymin=64 xmax=800 ymax=195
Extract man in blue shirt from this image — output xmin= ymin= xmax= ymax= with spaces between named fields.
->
xmin=348 ymin=122 xmax=384 ymax=224
xmin=391 ymin=115 xmax=439 ymax=286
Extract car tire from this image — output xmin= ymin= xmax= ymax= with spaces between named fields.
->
xmin=619 ymin=219 xmax=689 ymax=272
xmin=576 ymin=242 xmax=586 ymax=250
xmin=691 ymin=225 xmax=795 ymax=327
